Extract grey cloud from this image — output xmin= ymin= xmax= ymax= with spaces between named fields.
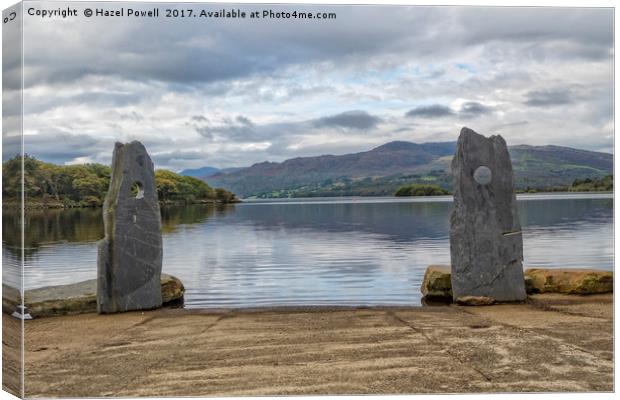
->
xmin=2 ymin=6 xmax=22 ymax=91
xmin=457 ymin=8 xmax=613 ymax=53
xmin=391 ymin=125 xmax=416 ymax=134
xmin=313 ymin=110 xmax=381 ymax=130
xmin=491 ymin=121 xmax=530 ymax=131
xmin=22 ymin=5 xmax=429 ymax=88
xmin=2 ymin=135 xmax=21 ymax=161
xmin=405 ymin=104 xmax=455 ymax=118
xmin=2 ymin=90 xmax=22 ymax=118
xmin=524 ymin=89 xmax=574 ymax=107
xmin=152 ymin=150 xmax=209 ymax=165
xmin=71 ymin=91 xmax=144 ymax=107
xmin=405 ymin=102 xmax=492 ymax=120
xmin=118 ymin=111 xmax=144 ymax=122
xmin=194 ymin=127 xmax=213 ymax=140
xmin=6 ymin=132 xmax=101 ymax=164
xmin=22 ymin=6 xmax=612 ymax=90
xmin=425 ymin=69 xmax=446 ymax=79
xmin=190 ymin=117 xmax=214 ymax=140
xmin=235 ymin=115 xmax=254 ymax=127
xmin=190 ymin=113 xmax=289 ymax=144
xmin=193 ymin=115 xmax=258 ymax=141
xmin=191 ymin=110 xmax=382 ymax=148
xmin=191 ymin=115 xmax=208 ymax=123
xmin=19 ymin=87 xmax=151 ymax=116
xmin=12 ymin=5 xmax=614 ymax=168
xmin=2 ymin=115 xmax=22 ymax=139
xmin=459 ymin=102 xmax=493 ymax=117
xmin=283 ymin=83 xmax=334 ymax=101
xmin=215 ymin=121 xmax=301 ymax=144
xmin=186 ymin=109 xmax=387 ymax=164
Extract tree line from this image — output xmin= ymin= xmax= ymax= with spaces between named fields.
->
xmin=2 ymin=155 xmax=238 ymax=208
xmin=394 ymin=183 xmax=450 ymax=197
xmin=393 ymin=175 xmax=613 ymax=197
xmin=568 ymin=175 xmax=613 ymax=192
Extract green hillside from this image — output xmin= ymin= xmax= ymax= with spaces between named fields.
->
xmin=2 ymin=155 xmax=238 ymax=208
xmin=203 ymin=141 xmax=612 ymax=198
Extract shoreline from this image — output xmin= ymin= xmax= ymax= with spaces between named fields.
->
xmin=238 ymin=191 xmax=613 ymax=204
xmin=3 ymin=266 xmax=612 ymax=317
xmin=2 ymin=198 xmax=241 ymax=210
xmin=2 ymin=191 xmax=612 ymax=209
xmin=6 ymin=292 xmax=612 ymax=397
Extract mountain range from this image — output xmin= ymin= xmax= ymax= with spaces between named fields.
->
xmin=180 ymin=166 xmax=242 ymax=178
xmin=185 ymin=141 xmax=613 ymax=198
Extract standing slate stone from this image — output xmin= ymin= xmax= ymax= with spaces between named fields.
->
xmin=449 ymin=127 xmax=526 ymax=302
xmin=97 ymin=141 xmax=163 ymax=313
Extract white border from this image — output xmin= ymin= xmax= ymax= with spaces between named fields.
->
xmin=0 ymin=1 xmax=616 ymax=400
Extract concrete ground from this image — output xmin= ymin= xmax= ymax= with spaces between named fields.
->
xmin=3 ymin=293 xmax=613 ymax=397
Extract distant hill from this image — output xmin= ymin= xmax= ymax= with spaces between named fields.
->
xmin=180 ymin=166 xmax=220 ymax=178
xmin=180 ymin=166 xmax=243 ymax=178
xmin=508 ymin=144 xmax=613 ymax=189
xmin=202 ymin=141 xmax=613 ymax=198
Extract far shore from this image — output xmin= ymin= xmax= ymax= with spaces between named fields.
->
xmin=2 ymin=197 xmax=241 ymax=210
xmin=5 ymin=292 xmax=611 ymax=397
xmin=2 ymin=190 xmax=612 ymax=210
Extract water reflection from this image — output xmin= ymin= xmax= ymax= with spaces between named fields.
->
xmin=1 ymin=194 xmax=613 ymax=307
xmin=517 ymin=196 xmax=611 ymax=228
xmin=234 ymin=201 xmax=452 ymax=243
xmin=2 ymin=204 xmax=232 ymax=258
xmin=160 ymin=204 xmax=223 ymax=233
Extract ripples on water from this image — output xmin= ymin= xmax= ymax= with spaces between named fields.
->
xmin=2 ymin=193 xmax=613 ymax=308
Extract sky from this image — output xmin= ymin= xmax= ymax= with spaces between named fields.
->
xmin=2 ymin=3 xmax=614 ymax=171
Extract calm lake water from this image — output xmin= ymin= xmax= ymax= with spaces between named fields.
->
xmin=2 ymin=193 xmax=613 ymax=308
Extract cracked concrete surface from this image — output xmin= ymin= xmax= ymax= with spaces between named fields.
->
xmin=2 ymin=293 xmax=612 ymax=397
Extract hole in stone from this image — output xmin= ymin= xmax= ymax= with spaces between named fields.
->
xmin=130 ymin=181 xmax=144 ymax=199
xmin=473 ymin=165 xmax=492 ymax=185
xmin=136 ymin=155 xmax=145 ymax=167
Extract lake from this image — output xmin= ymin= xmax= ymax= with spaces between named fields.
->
xmin=2 ymin=193 xmax=613 ymax=308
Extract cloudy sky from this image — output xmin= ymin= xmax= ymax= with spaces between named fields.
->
xmin=3 ymin=3 xmax=614 ymax=170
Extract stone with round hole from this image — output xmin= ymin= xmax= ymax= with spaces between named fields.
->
xmin=449 ymin=127 xmax=526 ymax=303
xmin=473 ymin=166 xmax=492 ymax=185
xmin=97 ymin=141 xmax=163 ymax=313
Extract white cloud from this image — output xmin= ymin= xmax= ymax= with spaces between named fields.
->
xmin=11 ymin=4 xmax=614 ymax=170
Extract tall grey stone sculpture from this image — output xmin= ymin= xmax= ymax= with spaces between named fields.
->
xmin=97 ymin=141 xmax=163 ymax=313
xmin=450 ymin=127 xmax=526 ymax=302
